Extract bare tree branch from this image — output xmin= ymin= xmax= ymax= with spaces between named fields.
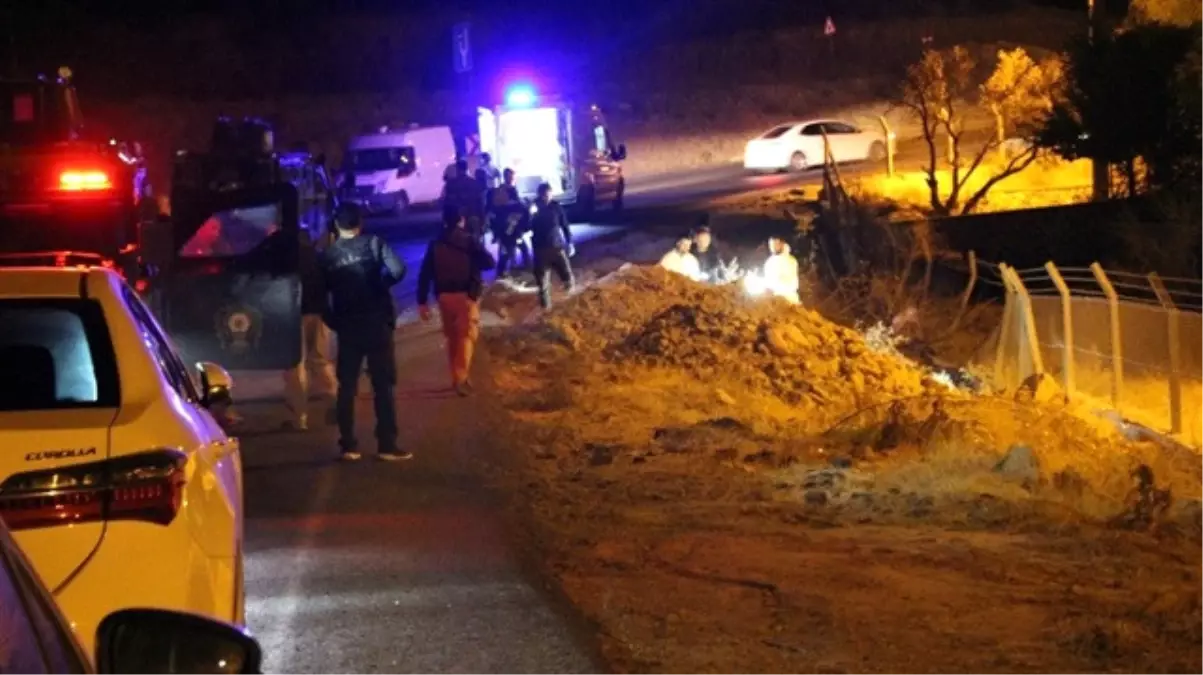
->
xmin=960 ymin=145 xmax=1041 ymax=214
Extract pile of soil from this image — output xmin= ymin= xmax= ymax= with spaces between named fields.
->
xmin=543 ymin=265 xmax=943 ymax=419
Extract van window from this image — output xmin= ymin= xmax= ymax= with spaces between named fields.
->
xmin=347 ymin=147 xmax=416 ymax=177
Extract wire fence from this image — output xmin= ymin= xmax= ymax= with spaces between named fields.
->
xmin=962 ymin=255 xmax=1202 ymax=446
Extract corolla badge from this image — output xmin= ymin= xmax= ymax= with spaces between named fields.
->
xmin=25 ymin=448 xmax=98 ymax=461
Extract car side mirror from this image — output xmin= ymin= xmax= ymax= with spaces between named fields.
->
xmin=613 ymin=144 xmax=627 ymax=161
xmin=197 ymin=361 xmax=234 ymax=408
xmin=96 ymin=608 xmax=262 ymax=674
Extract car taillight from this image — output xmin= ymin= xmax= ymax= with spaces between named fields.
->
xmin=58 ymin=169 xmax=113 ymax=192
xmin=0 ymin=450 xmax=187 ymax=531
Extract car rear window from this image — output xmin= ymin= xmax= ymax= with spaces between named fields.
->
xmin=760 ymin=124 xmax=795 ymax=140
xmin=0 ymin=299 xmax=119 ymax=411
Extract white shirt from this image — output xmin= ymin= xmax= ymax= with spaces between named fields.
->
xmin=660 ymin=250 xmax=703 ymax=281
xmin=764 ymin=252 xmax=800 ymax=304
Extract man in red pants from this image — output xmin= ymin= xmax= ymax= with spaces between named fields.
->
xmin=416 ymin=207 xmax=496 ymax=395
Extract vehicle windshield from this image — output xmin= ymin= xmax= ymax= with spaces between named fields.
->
xmin=760 ymin=124 xmax=795 ymax=140
xmin=179 ymin=203 xmax=283 ymax=258
xmin=0 ymin=82 xmax=72 ymax=146
xmin=0 ymin=299 xmax=119 ymax=411
xmin=345 ymin=147 xmax=416 ymax=176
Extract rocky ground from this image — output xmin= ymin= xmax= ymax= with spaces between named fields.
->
xmin=477 ymin=264 xmax=1202 ymax=673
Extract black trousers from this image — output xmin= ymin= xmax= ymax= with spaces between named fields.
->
xmin=533 ymin=246 xmax=574 ymax=309
xmin=334 ymin=320 xmax=398 ymax=453
xmin=496 ymin=236 xmax=531 ymax=277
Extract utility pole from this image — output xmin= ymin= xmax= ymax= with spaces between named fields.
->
xmin=1089 ymin=0 xmax=1110 ymax=201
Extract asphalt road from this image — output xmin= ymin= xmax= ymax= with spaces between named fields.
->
xmin=240 ymin=321 xmax=600 ymax=674
xmin=234 ymin=158 xmax=886 ymax=672
xmin=362 ymin=159 xmax=883 ymax=304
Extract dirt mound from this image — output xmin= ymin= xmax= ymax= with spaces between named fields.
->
xmin=541 ymin=265 xmax=940 ymax=411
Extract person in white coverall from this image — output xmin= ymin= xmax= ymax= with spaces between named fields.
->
xmin=659 ymin=236 xmax=704 ymax=281
xmin=764 ymin=237 xmax=800 ymax=304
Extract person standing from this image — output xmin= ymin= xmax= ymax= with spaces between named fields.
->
xmin=527 ymin=182 xmax=575 ymax=309
xmin=441 ymin=159 xmax=486 ymax=240
xmin=282 ymin=230 xmax=337 ymax=431
xmin=691 ymin=223 xmax=733 ymax=284
xmin=475 ymin=152 xmax=501 ymax=190
xmin=764 ymin=236 xmax=801 ymax=304
xmin=488 ymin=168 xmax=530 ymax=277
xmin=320 ymin=203 xmax=409 ymax=461
xmin=660 ymin=235 xmax=704 ymax=281
xmin=417 ymin=208 xmax=497 ymax=396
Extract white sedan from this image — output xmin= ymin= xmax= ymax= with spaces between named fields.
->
xmin=0 ymin=263 xmax=244 ymax=660
xmin=743 ymin=119 xmax=890 ymax=172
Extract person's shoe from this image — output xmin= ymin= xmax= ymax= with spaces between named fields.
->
xmin=378 ymin=450 xmax=414 ymax=462
xmin=340 ymin=451 xmax=363 ymax=462
xmin=281 ymin=413 xmax=309 ymax=431
xmin=454 ymin=382 xmax=471 ymax=397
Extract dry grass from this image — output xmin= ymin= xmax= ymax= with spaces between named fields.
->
xmin=480 ymin=264 xmax=1202 ymax=673
xmin=847 ymin=155 xmax=1094 ymax=218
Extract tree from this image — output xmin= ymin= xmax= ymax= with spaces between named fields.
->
xmin=898 ymin=46 xmax=1061 ymax=216
xmin=1127 ymin=0 xmax=1202 ymax=27
xmin=1037 ymin=24 xmax=1200 ymax=195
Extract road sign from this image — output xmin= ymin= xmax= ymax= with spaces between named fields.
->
xmin=824 ymin=16 xmax=837 ymax=36
xmin=452 ymin=22 xmax=473 ymax=74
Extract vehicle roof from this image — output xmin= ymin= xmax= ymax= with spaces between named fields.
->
xmin=0 ymin=266 xmax=119 ymax=300
xmin=348 ymin=126 xmax=451 ymax=148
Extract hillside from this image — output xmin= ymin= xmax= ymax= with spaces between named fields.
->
xmin=65 ymin=8 xmax=1082 ymax=181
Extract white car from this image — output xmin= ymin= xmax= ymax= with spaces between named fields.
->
xmin=743 ymin=119 xmax=890 ymax=172
xmin=0 ymin=264 xmax=244 ymax=660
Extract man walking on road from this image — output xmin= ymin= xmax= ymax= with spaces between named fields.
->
xmin=283 ymin=230 xmax=337 ymax=430
xmin=417 ymin=207 xmax=496 ymax=397
xmin=442 ymin=159 xmax=487 ymax=240
xmin=528 ymin=182 xmax=575 ymax=309
xmin=320 ymin=203 xmax=409 ymax=461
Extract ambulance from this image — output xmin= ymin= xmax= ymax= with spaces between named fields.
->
xmin=474 ymin=85 xmax=628 ymax=215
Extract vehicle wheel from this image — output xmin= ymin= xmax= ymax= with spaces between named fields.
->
xmin=789 ymin=152 xmax=809 ymax=172
xmin=868 ymin=141 xmax=888 ymax=162
xmin=577 ymin=185 xmax=596 ymax=216
xmin=611 ymin=179 xmax=625 ymax=211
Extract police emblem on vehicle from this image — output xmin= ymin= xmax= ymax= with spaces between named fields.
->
xmin=216 ymin=306 xmax=263 ymax=356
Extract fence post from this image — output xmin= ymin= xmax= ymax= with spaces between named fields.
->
xmin=995 ymin=263 xmax=1017 ymax=386
xmin=1090 ymin=262 xmax=1124 ymax=411
xmin=1148 ymin=272 xmax=1182 ymax=435
xmin=1004 ymin=266 xmax=1045 ymax=379
xmin=877 ymin=114 xmax=896 ymax=178
xmin=950 ymin=250 xmax=978 ymax=333
xmin=1044 ymin=261 xmax=1075 ymax=400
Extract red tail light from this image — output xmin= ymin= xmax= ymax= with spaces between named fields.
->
xmin=0 ymin=450 xmax=187 ymax=531
xmin=58 ymin=169 xmax=113 ymax=192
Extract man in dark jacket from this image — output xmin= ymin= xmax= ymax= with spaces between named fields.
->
xmin=282 ymin=230 xmax=337 ymax=431
xmin=691 ymin=223 xmax=730 ymax=284
xmin=417 ymin=207 xmax=496 ymax=396
xmin=487 ymin=168 xmax=530 ymax=277
xmin=441 ymin=159 xmax=486 ymax=240
xmin=320 ymin=202 xmax=408 ymax=461
xmin=527 ymin=182 xmax=574 ymax=309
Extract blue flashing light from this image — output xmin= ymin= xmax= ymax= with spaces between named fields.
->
xmin=505 ymin=85 xmax=536 ymax=108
